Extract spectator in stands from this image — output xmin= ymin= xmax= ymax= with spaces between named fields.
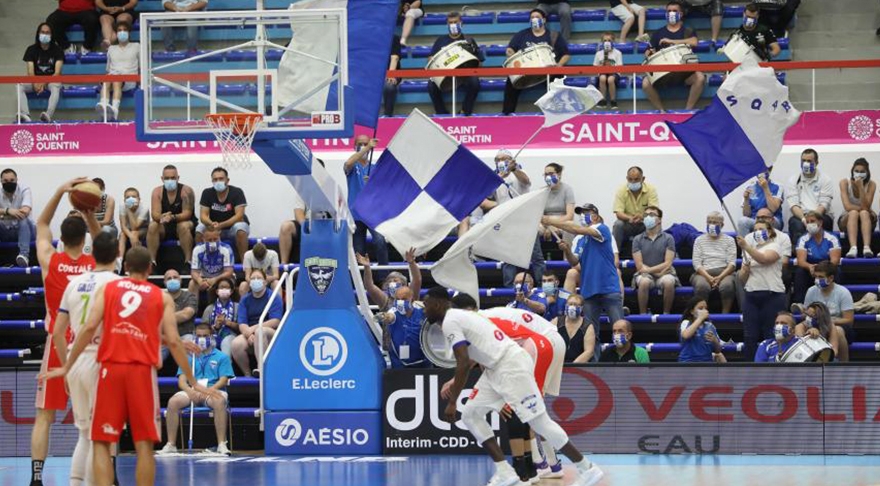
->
xmin=189 ymin=226 xmax=235 ymax=301
xmin=540 ymin=163 xmax=576 ymax=239
xmin=553 ymin=293 xmax=597 ymax=363
xmin=55 ymin=209 xmax=101 ymax=255
xmin=0 ymin=169 xmax=34 ymax=267
xmin=97 ymin=0 xmax=137 ymax=48
xmin=802 ymin=261 xmax=854 ymax=350
xmin=91 ymin=178 xmax=117 ymax=238
xmin=117 ymin=186 xmax=148 ymax=257
xmin=399 ymin=1 xmax=423 ymax=47
xmin=795 ymin=301 xmax=847 ymax=362
xmin=736 ymin=207 xmax=793 ymax=311
xmin=231 ymin=268 xmax=283 ymax=377
xmin=793 ymin=211 xmax=841 ymax=305
xmin=559 ymin=211 xmax=624 ymax=301
xmin=158 ymin=323 xmax=233 ymax=456
xmin=678 ymin=297 xmax=725 ymax=363
xmin=839 ymin=158 xmax=876 ymax=258
xmin=17 ymin=23 xmax=64 ymax=124
xmin=202 ymin=277 xmax=240 ymax=356
xmin=642 ymin=1 xmax=706 ymax=112
xmin=537 ymin=0 xmax=573 ymax=41
xmin=786 ymin=148 xmax=834 ymax=244
xmin=47 ymin=0 xmax=100 ymax=54
xmin=502 ymin=8 xmax=570 ymax=116
xmin=691 ymin=211 xmax=737 ymax=313
xmin=162 ymin=268 xmax=197 ymax=362
xmin=346 ymin=136 xmax=389 ymax=265
xmin=356 ymin=249 xmax=420 ymax=311
xmin=593 ymin=32 xmax=623 ymax=110
xmin=613 ymin=166 xmax=659 ymax=256
xmin=756 ymin=0 xmax=800 ymax=38
xmin=508 ymin=271 xmax=548 ymax=316
xmin=162 ymin=0 xmax=207 ymax=52
xmin=609 ymin=0 xmax=650 ymax=43
xmin=737 ymin=220 xmax=786 ymax=360
xmin=383 ymin=35 xmax=402 ymax=117
xmin=541 ymin=273 xmax=565 ymax=321
xmin=96 ymin=20 xmax=139 ymax=121
xmin=754 ymin=311 xmax=799 ymax=362
xmin=428 ymin=11 xmax=483 ymax=116
xmin=198 ymin=167 xmax=249 ymax=262
xmin=738 ymin=167 xmax=784 ymax=236
xmin=240 ymin=241 xmax=280 ymax=296
xmin=632 ymin=206 xmax=678 ymax=314
xmin=599 ymin=319 xmax=650 ymax=362
xmin=545 ymin=203 xmax=624 ymax=332
xmin=278 ymin=191 xmax=307 ymax=266
xmin=148 ymin=164 xmax=197 ymax=265
xmin=680 ymin=0 xmax=723 ymax=43
xmin=732 ymin=3 xmax=781 ymax=60
xmin=379 ymin=286 xmax=428 ymax=368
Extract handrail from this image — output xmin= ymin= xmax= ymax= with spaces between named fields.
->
xmin=256 ymin=269 xmax=288 ymax=432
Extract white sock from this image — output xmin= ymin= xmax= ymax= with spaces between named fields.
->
xmin=111 ymin=99 xmax=121 ymax=109
xmin=530 ymin=438 xmax=544 ymax=464
xmin=575 ymin=457 xmax=593 ymax=470
xmin=99 ymin=98 xmax=109 ymax=106
xmin=541 ymin=437 xmax=559 ymax=466
xmin=495 ymin=460 xmax=513 ymax=472
xmin=70 ymin=430 xmax=89 ymax=485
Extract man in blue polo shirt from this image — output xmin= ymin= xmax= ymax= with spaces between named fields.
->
xmin=345 ymin=134 xmax=389 ymax=265
xmin=381 ymin=286 xmax=428 ymax=368
xmin=754 ymin=312 xmax=800 ymax=362
xmin=738 ymin=168 xmax=785 ymax=236
xmin=427 ymin=11 xmax=483 ymax=116
xmin=793 ymin=210 xmax=841 ymax=304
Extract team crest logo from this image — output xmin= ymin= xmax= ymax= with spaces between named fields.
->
xmin=305 ymin=256 xmax=338 ymax=295
xmin=541 ymin=89 xmax=586 ymax=115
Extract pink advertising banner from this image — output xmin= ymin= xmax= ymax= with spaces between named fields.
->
xmin=2 ymin=110 xmax=880 ymax=158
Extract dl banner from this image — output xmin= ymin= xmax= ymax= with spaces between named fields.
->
xmin=0 ymin=369 xmax=78 ymax=456
xmin=383 ymin=365 xmax=880 ymax=455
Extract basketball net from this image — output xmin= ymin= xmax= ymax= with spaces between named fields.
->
xmin=205 ymin=113 xmax=265 ymax=171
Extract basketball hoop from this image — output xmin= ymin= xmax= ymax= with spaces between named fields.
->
xmin=205 ymin=113 xmax=265 ymax=170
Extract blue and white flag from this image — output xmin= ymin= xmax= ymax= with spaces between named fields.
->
xmin=535 ymin=79 xmax=604 ymax=128
xmin=352 ymin=109 xmax=503 ymax=256
xmin=666 ymin=57 xmax=801 ymax=198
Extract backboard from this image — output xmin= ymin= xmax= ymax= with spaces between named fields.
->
xmin=135 ymin=8 xmax=352 ymax=142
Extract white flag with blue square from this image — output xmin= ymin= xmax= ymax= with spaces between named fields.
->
xmin=352 ymin=109 xmax=503 ymax=256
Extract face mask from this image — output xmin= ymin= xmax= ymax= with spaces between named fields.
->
xmin=643 ymin=215 xmax=658 ymax=230
xmin=801 ymin=161 xmax=816 ymax=177
xmin=166 ymin=279 xmax=181 ymax=293
xmin=496 ymin=161 xmax=508 ymax=174
xmin=565 ymin=305 xmax=581 ymax=319
xmin=207 ymin=241 xmax=218 ymax=252
xmin=448 ymin=22 xmax=461 ymax=36
xmin=544 ymin=174 xmax=559 ymax=186
xmin=515 ymin=282 xmax=530 ymax=294
xmin=117 ymin=30 xmax=129 ymax=43
xmin=217 ymin=288 xmax=232 ymax=300
xmin=706 ymin=224 xmax=721 ymax=237
xmin=386 ymin=281 xmax=402 ymax=297
xmin=213 ymin=181 xmax=227 ymax=192
xmin=196 ymin=336 xmax=212 ymax=351
xmin=806 ymin=223 xmax=820 ymax=235
xmin=542 ymin=282 xmax=557 ymax=295
xmin=250 ymin=279 xmax=265 ymax=293
xmin=853 ymin=171 xmax=868 ymax=180
xmin=395 ymin=299 xmax=411 ymax=314
xmin=163 ymin=179 xmax=178 ymax=191
xmin=39 ymin=33 xmax=51 ymax=44
xmin=815 ymin=277 xmax=830 ymax=289
xmin=628 ymin=181 xmax=642 ymax=192
xmin=804 ymin=315 xmax=814 ymax=329
xmin=124 ymin=196 xmax=138 ymax=209
xmin=753 ymin=229 xmax=769 ymax=244
xmin=603 ymin=41 xmax=612 ymax=52
xmin=773 ymin=324 xmax=790 ymax=340
xmin=613 ymin=333 xmax=628 ymax=348
xmin=743 ymin=16 xmax=758 ymax=28
xmin=667 ymin=11 xmax=681 ymax=24
xmin=2 ymin=182 xmax=17 ymax=193
xmin=530 ymin=17 xmax=544 ymax=30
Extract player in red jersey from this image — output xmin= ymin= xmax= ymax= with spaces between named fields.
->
xmin=30 ymin=178 xmax=100 ymax=486
xmin=43 ymin=247 xmax=216 ymax=486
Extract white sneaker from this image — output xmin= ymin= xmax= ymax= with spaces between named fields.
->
xmin=108 ymin=104 xmax=119 ymax=121
xmin=635 ymin=33 xmax=650 ymax=43
xmin=79 ymin=45 xmax=91 ymax=56
xmin=39 ymin=112 xmax=52 ymax=123
xmin=864 ymin=246 xmax=874 ymax=258
xmin=574 ymin=462 xmax=604 ymax=486
xmin=846 ymin=246 xmax=857 ymax=258
xmin=65 ymin=44 xmax=77 ymax=55
xmin=537 ymin=461 xmax=564 ymax=479
xmin=216 ymin=441 xmax=231 ymax=455
xmin=17 ymin=113 xmax=31 ymax=123
xmin=486 ymin=465 xmax=520 ymax=486
xmin=156 ymin=442 xmax=178 ymax=455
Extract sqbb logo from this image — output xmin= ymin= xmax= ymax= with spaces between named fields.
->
xmin=304 ymin=256 xmax=337 ymax=295
xmin=275 ymin=418 xmax=302 ymax=447
xmin=300 ymin=327 xmax=348 ymax=376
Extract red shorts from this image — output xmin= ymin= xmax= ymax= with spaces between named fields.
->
xmin=521 ymin=334 xmax=554 ymax=394
xmin=35 ymin=335 xmax=68 ymax=411
xmin=91 ymin=362 xmax=160 ymax=443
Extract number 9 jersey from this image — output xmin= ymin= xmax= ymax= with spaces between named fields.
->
xmin=97 ymin=277 xmax=165 ymax=367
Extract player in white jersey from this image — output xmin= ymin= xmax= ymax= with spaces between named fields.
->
xmin=51 ymin=233 xmax=120 ymax=486
xmin=423 ymin=288 xmax=603 ymax=486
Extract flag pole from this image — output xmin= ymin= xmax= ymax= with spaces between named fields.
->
xmin=513 ymin=124 xmax=545 ymax=161
xmin=719 ymin=199 xmax=738 ymax=232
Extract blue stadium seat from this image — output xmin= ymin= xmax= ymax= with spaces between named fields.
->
xmin=0 ymin=349 xmax=31 ymax=359
xmin=410 ymin=46 xmax=432 ymax=58
xmin=80 ymin=52 xmax=107 ymax=64
xmin=497 ymin=11 xmax=530 ymax=24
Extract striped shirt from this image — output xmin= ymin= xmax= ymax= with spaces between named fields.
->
xmin=692 ymin=234 xmax=736 ymax=271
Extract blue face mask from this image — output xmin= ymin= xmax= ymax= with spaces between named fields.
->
xmin=124 ymin=196 xmax=138 ymax=209
xmin=804 ymin=315 xmax=814 ymax=328
xmin=386 ymin=281 xmax=402 ymax=297
xmin=395 ymin=299 xmax=412 ymax=314
xmin=628 ymin=181 xmax=642 ymax=192
xmin=531 ymin=17 xmax=544 ymax=30
xmin=163 ymin=179 xmax=178 ymax=191
xmin=706 ymin=224 xmax=721 ymax=236
xmin=250 ymin=278 xmax=265 ymax=293
xmin=613 ymin=332 xmax=628 ymax=348
xmin=213 ymin=181 xmax=227 ymax=192
xmin=496 ymin=161 xmax=509 ymax=174
xmin=565 ymin=305 xmax=581 ymax=319
xmin=801 ymin=161 xmax=816 ymax=177
xmin=667 ymin=11 xmax=681 ymax=24
xmin=196 ymin=335 xmax=212 ymax=351
xmin=515 ymin=282 xmax=530 ymax=294
xmin=643 ymin=215 xmax=658 ymax=230
xmin=542 ymin=282 xmax=557 ymax=295
xmin=743 ymin=16 xmax=758 ymax=29
xmin=773 ymin=324 xmax=790 ymax=340
xmin=448 ymin=22 xmax=461 ymax=36
xmin=207 ymin=241 xmax=219 ymax=252
xmin=815 ymin=277 xmax=830 ymax=289
xmin=39 ymin=33 xmax=52 ymax=45
xmin=117 ymin=30 xmax=129 ymax=43
xmin=544 ymin=174 xmax=559 ymax=186
xmin=603 ymin=41 xmax=613 ymax=52
xmin=166 ymin=279 xmax=181 ymax=293
xmin=753 ymin=229 xmax=770 ymax=244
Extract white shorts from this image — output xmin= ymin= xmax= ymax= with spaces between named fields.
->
xmin=462 ymin=347 xmax=546 ymax=423
xmin=544 ymin=333 xmax=566 ymax=397
xmin=519 ymin=333 xmax=565 ymax=397
xmin=67 ymin=350 xmax=100 ymax=431
xmin=611 ymin=3 xmax=644 ymax=22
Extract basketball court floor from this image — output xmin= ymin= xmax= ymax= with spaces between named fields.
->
xmin=2 ymin=454 xmax=879 ymax=486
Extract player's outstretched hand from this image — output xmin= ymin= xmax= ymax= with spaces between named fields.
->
xmin=443 ymin=401 xmax=458 ymax=424
xmin=500 ymin=404 xmax=514 ymax=421
xmin=60 ymin=177 xmax=93 ymax=193
xmin=38 ymin=366 xmax=68 ymax=383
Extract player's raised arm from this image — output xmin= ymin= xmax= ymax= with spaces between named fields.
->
xmin=162 ymin=293 xmax=219 ymax=398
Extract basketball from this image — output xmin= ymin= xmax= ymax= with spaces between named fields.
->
xmin=68 ymin=181 xmax=103 ymax=212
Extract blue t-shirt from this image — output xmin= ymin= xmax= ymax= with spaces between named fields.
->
xmin=508 ymin=28 xmax=569 ymax=60
xmin=388 ymin=306 xmax=427 ymax=368
xmin=649 ymin=26 xmax=697 ymax=51
xmin=543 ymin=290 xmax=569 ymax=321
xmin=745 ymin=180 xmax=784 ymax=226
xmin=796 ymin=232 xmax=840 ymax=263
xmin=192 ymin=242 xmax=235 ymax=277
xmin=754 ymin=337 xmax=800 ymax=362
xmin=346 ymin=161 xmax=374 ymax=221
xmin=176 ymin=348 xmax=235 ymax=389
xmin=431 ymin=35 xmax=485 ymax=61
xmin=508 ymin=289 xmax=548 ymax=312
xmin=578 ymin=224 xmax=620 ymax=299
xmin=678 ymin=320 xmax=717 ymax=363
xmin=237 ymin=291 xmax=283 ymax=326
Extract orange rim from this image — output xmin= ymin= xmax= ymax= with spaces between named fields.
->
xmin=205 ymin=113 xmax=264 ymax=136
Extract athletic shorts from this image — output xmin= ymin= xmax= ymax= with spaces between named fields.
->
xmin=610 ymin=3 xmax=644 ymax=22
xmin=35 ymin=335 xmax=68 ymax=411
xmin=67 ymin=350 xmax=100 ymax=431
xmin=463 ymin=347 xmax=546 ymax=423
xmin=91 ymin=362 xmax=160 ymax=443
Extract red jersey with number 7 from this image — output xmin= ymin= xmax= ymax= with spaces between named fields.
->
xmin=97 ymin=278 xmax=164 ymax=367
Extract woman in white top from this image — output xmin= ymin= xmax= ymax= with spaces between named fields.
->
xmin=97 ymin=20 xmax=140 ymax=121
xmin=838 ymin=158 xmax=876 ymax=258
xmin=593 ymin=32 xmax=624 ymax=110
xmin=737 ymin=220 xmax=786 ymax=361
